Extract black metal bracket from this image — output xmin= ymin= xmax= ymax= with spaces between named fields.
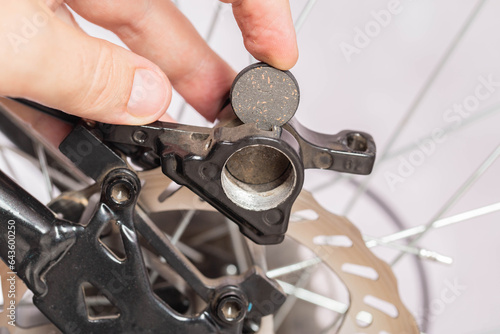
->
xmin=0 ymin=167 xmax=285 ymax=333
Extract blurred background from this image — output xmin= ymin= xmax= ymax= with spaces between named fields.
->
xmin=1 ymin=1 xmax=499 ymax=333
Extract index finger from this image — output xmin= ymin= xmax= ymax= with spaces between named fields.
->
xmin=222 ymin=0 xmax=298 ymax=70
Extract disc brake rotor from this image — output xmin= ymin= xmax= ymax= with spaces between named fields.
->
xmin=138 ymin=169 xmax=420 ymax=334
xmin=288 ymin=192 xmax=419 ymax=333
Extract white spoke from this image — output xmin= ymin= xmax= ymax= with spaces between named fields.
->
xmin=188 ymin=224 xmax=228 ymax=246
xmin=342 ymin=0 xmax=488 ymax=216
xmin=35 ymin=142 xmax=54 ymax=200
xmin=276 ymin=280 xmax=348 ymax=314
xmin=273 ymin=270 xmax=314 ymax=331
xmin=227 ymin=219 xmax=250 ymax=272
xmin=309 ymin=173 xmax=345 ymax=193
xmin=295 ymin=0 xmax=320 ymax=33
xmin=391 ymin=144 xmax=500 ymax=265
xmin=137 ymin=208 xmax=204 ymax=263
xmin=171 ymin=209 xmax=196 ymax=245
xmin=267 ymin=257 xmax=322 ymax=279
xmin=385 ymin=103 xmax=500 ymax=160
xmin=205 ymin=2 xmax=223 ymax=44
xmin=366 ymin=202 xmax=500 ymax=247
xmin=3 ymin=145 xmax=84 ymax=190
xmin=364 ymin=236 xmax=453 ymax=265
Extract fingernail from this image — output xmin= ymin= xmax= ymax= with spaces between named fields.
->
xmin=127 ymin=69 xmax=168 ymax=117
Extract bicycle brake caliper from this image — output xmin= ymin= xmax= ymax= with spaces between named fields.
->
xmin=61 ymin=63 xmax=376 ymax=245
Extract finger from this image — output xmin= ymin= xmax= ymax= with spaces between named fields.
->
xmin=66 ymin=0 xmax=236 ymax=122
xmin=0 ymin=0 xmax=172 ymax=125
xmin=221 ymin=0 xmax=298 ymax=70
xmin=0 ymin=97 xmax=175 ymax=153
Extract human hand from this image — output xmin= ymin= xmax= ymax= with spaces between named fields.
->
xmin=0 ymin=0 xmax=298 ymax=125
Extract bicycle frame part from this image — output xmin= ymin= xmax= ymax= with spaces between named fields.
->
xmin=0 ymin=167 xmax=286 ymax=333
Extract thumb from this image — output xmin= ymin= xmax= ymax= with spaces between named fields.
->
xmin=0 ymin=1 xmax=171 ymax=125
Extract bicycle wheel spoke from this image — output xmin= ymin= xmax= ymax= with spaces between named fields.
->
xmin=205 ymin=2 xmax=223 ymax=43
xmin=366 ymin=201 xmax=500 ymax=247
xmin=385 ymin=103 xmax=500 ymax=160
xmin=295 ymin=0 xmax=320 ymax=33
xmin=309 ymin=173 xmax=345 ymax=193
xmin=3 ymin=145 xmax=84 ymax=190
xmin=342 ymin=0 xmax=488 ymax=216
xmin=276 ymin=280 xmax=348 ymax=314
xmin=391 ymin=143 xmax=500 ymax=266
xmin=266 ymin=257 xmax=322 ymax=279
xmin=227 ymin=219 xmax=250 ymax=272
xmin=188 ymin=224 xmax=229 ymax=246
xmin=34 ymin=141 xmax=54 ymax=200
xmin=273 ymin=270 xmax=314 ymax=331
xmin=138 ymin=207 xmax=204 ymax=263
xmin=171 ymin=209 xmax=196 ymax=245
xmin=364 ymin=236 xmax=453 ymax=265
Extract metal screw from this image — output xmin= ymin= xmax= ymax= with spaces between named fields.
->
xmin=263 ymin=209 xmax=283 ymax=225
xmin=132 ymin=130 xmax=148 ymax=144
xmin=110 ymin=182 xmax=132 ymax=205
xmin=217 ymin=296 xmax=246 ymax=324
xmin=313 ymin=152 xmax=333 ymax=169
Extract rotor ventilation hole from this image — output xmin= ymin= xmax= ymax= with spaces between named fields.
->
xmin=341 ymin=263 xmax=379 ymax=281
xmin=313 ymin=235 xmax=353 ymax=247
xmin=356 ymin=310 xmax=373 ymax=327
xmin=290 ymin=209 xmax=319 ymax=222
xmin=363 ymin=295 xmax=399 ymax=318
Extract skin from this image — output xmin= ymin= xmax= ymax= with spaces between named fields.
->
xmin=0 ymin=0 xmax=298 ymax=144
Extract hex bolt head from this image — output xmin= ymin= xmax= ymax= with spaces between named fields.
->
xmin=217 ymin=295 xmax=246 ymax=324
xmin=103 ymin=169 xmax=140 ymax=207
xmin=110 ymin=182 xmax=132 ymax=205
